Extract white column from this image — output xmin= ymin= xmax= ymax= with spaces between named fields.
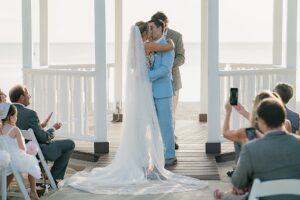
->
xmin=40 ymin=0 xmax=48 ymax=66
xmin=286 ymin=0 xmax=297 ymax=69
xmin=114 ymin=0 xmax=123 ymax=114
xmin=286 ymin=0 xmax=297 ymax=110
xmin=272 ymin=0 xmax=283 ymax=65
xmin=207 ymin=0 xmax=220 ymax=145
xmin=94 ymin=0 xmax=107 ymax=142
xmin=200 ymin=0 xmax=208 ymax=117
xmin=22 ymin=0 xmax=33 ymax=68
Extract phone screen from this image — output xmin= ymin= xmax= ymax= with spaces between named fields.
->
xmin=230 ymin=88 xmax=238 ymax=105
xmin=245 ymin=127 xmax=256 ymax=140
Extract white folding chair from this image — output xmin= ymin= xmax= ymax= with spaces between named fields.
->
xmin=21 ymin=129 xmax=57 ymax=190
xmin=248 ymin=178 xmax=300 ymax=200
xmin=0 ymin=136 xmax=30 ymax=200
xmin=0 ymin=149 xmax=10 ymax=200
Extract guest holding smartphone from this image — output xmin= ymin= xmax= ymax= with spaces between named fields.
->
xmin=223 ymin=90 xmax=292 ymax=161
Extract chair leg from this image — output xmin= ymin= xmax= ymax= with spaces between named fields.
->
xmin=1 ymin=170 xmax=7 ymax=200
xmin=13 ymin=172 xmax=30 ymax=200
xmin=41 ymin=161 xmax=57 ymax=190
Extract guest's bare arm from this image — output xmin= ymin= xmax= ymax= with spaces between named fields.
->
xmin=233 ymin=103 xmax=250 ymax=120
xmin=284 ymin=119 xmax=292 ymax=133
xmin=12 ymin=127 xmax=26 ymax=151
xmin=223 ymin=129 xmax=247 ymax=144
xmin=223 ymin=101 xmax=232 ymax=133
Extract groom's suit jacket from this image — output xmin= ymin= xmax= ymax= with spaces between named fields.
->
xmin=148 ymin=37 xmax=175 ymax=99
xmin=166 ymin=28 xmax=185 ymax=91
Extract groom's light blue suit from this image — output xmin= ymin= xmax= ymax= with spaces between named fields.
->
xmin=148 ymin=37 xmax=175 ymax=159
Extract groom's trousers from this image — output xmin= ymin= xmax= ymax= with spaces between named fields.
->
xmin=154 ymin=97 xmax=175 ymax=159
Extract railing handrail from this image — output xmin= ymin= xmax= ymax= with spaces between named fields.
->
xmin=47 ymin=63 xmax=115 ymax=69
xmin=218 ymin=63 xmax=285 ymax=69
xmin=23 ymin=63 xmax=116 ymax=76
xmin=219 ymin=67 xmax=296 ymax=76
xmin=23 ymin=68 xmax=96 ymax=76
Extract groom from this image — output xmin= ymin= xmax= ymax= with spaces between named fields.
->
xmin=148 ymin=19 xmax=176 ymax=166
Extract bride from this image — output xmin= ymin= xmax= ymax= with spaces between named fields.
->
xmin=58 ymin=24 xmax=208 ymax=195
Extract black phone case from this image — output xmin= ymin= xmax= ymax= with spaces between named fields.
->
xmin=230 ymin=88 xmax=238 ymax=105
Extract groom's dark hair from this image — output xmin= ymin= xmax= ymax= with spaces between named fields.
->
xmin=151 ymin=11 xmax=169 ymax=24
xmin=149 ymin=19 xmax=165 ymax=34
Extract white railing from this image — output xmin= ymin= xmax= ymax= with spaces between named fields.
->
xmin=23 ymin=64 xmax=115 ymax=141
xmin=219 ymin=64 xmax=296 ymax=129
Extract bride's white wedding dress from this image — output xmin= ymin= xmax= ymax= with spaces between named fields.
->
xmin=58 ymin=26 xmax=208 ymax=195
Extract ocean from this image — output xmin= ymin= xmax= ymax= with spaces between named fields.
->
xmin=0 ymin=42 xmax=299 ymax=102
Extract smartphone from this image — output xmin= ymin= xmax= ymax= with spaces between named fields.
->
xmin=229 ymin=88 xmax=238 ymax=105
xmin=245 ymin=127 xmax=256 ymax=140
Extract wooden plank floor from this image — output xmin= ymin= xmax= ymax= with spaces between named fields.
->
xmin=72 ymin=120 xmax=230 ymax=180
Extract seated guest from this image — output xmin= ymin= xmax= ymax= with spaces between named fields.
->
xmin=0 ymin=88 xmax=7 ymax=130
xmin=225 ymin=91 xmax=292 ymax=161
xmin=0 ymin=103 xmax=41 ymax=200
xmin=9 ymin=84 xmax=75 ymax=185
xmin=273 ymin=82 xmax=299 ymax=134
xmin=216 ymin=98 xmax=300 ymax=200
xmin=223 ymin=91 xmax=275 ymax=144
xmin=0 ymin=88 xmax=7 ymax=102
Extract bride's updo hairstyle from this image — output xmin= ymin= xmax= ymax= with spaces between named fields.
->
xmin=135 ymin=21 xmax=148 ymax=35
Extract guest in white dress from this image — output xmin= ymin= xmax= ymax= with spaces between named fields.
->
xmin=0 ymin=103 xmax=41 ymax=200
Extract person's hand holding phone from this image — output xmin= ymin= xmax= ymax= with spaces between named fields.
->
xmin=225 ymin=101 xmax=232 ymax=114
xmin=41 ymin=112 xmax=53 ymax=128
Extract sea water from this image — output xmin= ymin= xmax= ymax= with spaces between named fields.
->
xmin=0 ymin=42 xmax=299 ymax=102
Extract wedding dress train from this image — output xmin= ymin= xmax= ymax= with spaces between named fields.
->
xmin=58 ymin=26 xmax=208 ymax=195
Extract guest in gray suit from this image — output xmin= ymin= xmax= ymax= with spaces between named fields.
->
xmin=9 ymin=85 xmax=75 ymax=185
xmin=231 ymin=98 xmax=300 ymax=200
xmin=273 ymin=82 xmax=299 ymax=133
xmin=151 ymin=11 xmax=185 ymax=150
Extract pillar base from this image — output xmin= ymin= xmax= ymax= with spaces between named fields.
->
xmin=199 ymin=113 xmax=207 ymax=122
xmin=94 ymin=142 xmax=109 ymax=153
xmin=112 ymin=113 xmax=123 ymax=122
xmin=206 ymin=142 xmax=221 ymax=154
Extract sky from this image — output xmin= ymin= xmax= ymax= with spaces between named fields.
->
xmin=0 ymin=0 xmax=299 ymax=43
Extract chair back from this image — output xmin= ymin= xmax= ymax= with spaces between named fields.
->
xmin=0 ymin=136 xmax=30 ymax=200
xmin=248 ymin=178 xmax=300 ymax=200
xmin=20 ymin=129 xmax=57 ymax=190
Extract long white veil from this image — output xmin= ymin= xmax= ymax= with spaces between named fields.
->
xmin=59 ymin=26 xmax=208 ymax=194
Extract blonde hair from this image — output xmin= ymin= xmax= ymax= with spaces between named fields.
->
xmin=250 ymin=91 xmax=278 ymax=128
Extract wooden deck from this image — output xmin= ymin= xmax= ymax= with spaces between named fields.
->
xmin=71 ymin=119 xmax=235 ymax=181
